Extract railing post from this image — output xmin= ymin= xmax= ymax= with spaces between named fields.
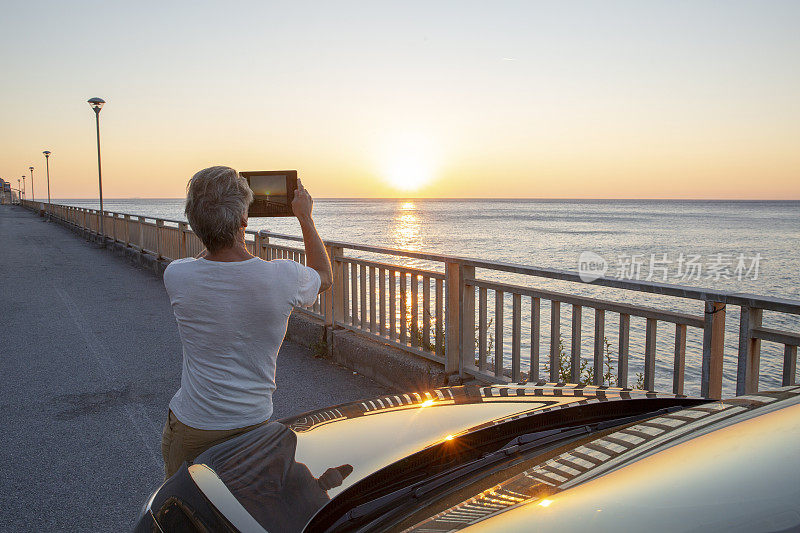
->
xmin=325 ymin=245 xmax=343 ymax=327
xmin=673 ymin=324 xmax=687 ymax=395
xmin=701 ymin=301 xmax=726 ymax=399
xmin=511 ymin=293 xmax=522 ymax=382
xmin=550 ymin=301 xmax=561 ymax=382
xmin=495 ymin=291 xmax=504 ymax=378
xmin=259 ymin=230 xmax=270 ymax=260
xmin=783 ymin=346 xmax=797 ymax=386
xmin=644 ymin=318 xmax=657 ymax=391
xmin=178 ymin=222 xmax=188 ymax=258
xmin=444 ymin=262 xmax=462 ymax=374
xmin=156 ymin=219 xmax=164 ymax=259
xmin=138 ymin=216 xmax=145 ymax=252
xmin=459 ymin=265 xmax=476 ymax=376
xmin=530 ymin=297 xmax=541 ymax=382
xmin=124 ymin=215 xmax=131 ymax=247
xmin=736 ymin=306 xmax=762 ymax=395
xmin=253 ymin=232 xmax=262 ymax=259
xmin=570 ymin=305 xmax=582 ymax=383
xmin=593 ymin=309 xmax=605 ymax=386
xmin=111 ymin=213 xmax=117 ymax=242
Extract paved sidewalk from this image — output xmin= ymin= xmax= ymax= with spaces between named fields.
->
xmin=0 ymin=205 xmax=390 ymax=532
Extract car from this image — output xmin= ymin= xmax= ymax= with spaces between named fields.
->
xmin=134 ymin=383 xmax=800 ymax=532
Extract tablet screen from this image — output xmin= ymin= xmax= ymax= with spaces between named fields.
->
xmin=243 ymin=170 xmax=297 ymax=217
xmin=249 ymin=174 xmax=289 ymax=203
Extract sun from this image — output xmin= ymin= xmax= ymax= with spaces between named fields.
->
xmin=384 ymin=156 xmax=434 ymax=191
xmin=378 ymin=134 xmax=439 ymax=192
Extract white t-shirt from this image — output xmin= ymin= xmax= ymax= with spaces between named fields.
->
xmin=163 ymin=257 xmax=321 ymax=430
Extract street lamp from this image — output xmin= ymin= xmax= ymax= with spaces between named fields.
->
xmin=29 ymin=166 xmax=34 ymax=201
xmin=88 ymin=97 xmax=105 ymax=238
xmin=17 ymin=178 xmax=21 ymax=202
xmin=22 ymin=175 xmax=26 ymax=200
xmin=43 ymin=151 xmax=52 ymax=205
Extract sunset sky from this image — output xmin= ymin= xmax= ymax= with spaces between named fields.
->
xmin=1 ymin=1 xmax=798 ymax=199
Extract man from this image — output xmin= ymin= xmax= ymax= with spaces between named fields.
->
xmin=161 ymin=166 xmax=332 ymax=479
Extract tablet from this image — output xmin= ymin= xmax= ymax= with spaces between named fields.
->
xmin=241 ymin=170 xmax=298 ymax=217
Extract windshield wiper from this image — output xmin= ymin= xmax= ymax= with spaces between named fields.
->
xmin=497 ymin=407 xmax=678 ymax=454
xmin=343 ymin=423 xmax=590 ymax=525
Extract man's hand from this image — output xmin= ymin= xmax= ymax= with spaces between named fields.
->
xmin=291 ymin=180 xmax=332 ymax=293
xmin=291 ymin=180 xmax=313 ymax=223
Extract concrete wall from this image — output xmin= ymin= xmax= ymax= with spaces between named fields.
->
xmin=48 ymin=208 xmax=448 ymax=393
xmin=285 ymin=313 xmax=449 ymax=392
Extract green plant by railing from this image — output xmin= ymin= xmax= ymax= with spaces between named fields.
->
xmin=544 ymin=337 xmax=593 ymax=386
xmin=476 ymin=318 xmax=495 ymax=354
xmin=406 ymin=313 xmax=445 ymax=356
xmin=541 ymin=336 xmax=648 ymax=389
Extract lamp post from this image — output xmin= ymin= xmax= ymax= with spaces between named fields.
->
xmin=18 ymin=178 xmax=21 ymax=202
xmin=88 ymin=97 xmax=106 ymax=238
xmin=22 ymin=175 xmax=25 ymax=200
xmin=29 ymin=166 xmax=34 ymax=201
xmin=43 ymin=151 xmax=51 ymax=205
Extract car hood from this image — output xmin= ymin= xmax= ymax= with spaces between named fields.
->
xmin=191 ymin=383 xmax=690 ymax=532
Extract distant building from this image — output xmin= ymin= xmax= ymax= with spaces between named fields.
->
xmin=0 ymin=180 xmax=13 ymax=204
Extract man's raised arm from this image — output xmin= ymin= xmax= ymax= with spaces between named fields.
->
xmin=291 ymin=180 xmax=332 ymax=293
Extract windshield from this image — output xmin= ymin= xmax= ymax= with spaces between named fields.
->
xmin=306 ymin=396 xmax=703 ymax=532
xmin=383 ymin=388 xmax=800 ymax=533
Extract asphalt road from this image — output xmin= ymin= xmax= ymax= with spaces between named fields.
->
xmin=0 ymin=205 xmax=391 ymax=532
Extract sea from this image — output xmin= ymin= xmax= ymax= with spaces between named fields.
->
xmin=57 ymin=198 xmax=800 ymax=396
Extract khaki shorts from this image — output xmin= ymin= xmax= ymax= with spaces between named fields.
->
xmin=161 ymin=410 xmax=268 ymax=480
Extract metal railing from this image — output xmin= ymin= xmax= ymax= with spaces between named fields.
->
xmin=22 ymin=200 xmax=800 ymax=398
